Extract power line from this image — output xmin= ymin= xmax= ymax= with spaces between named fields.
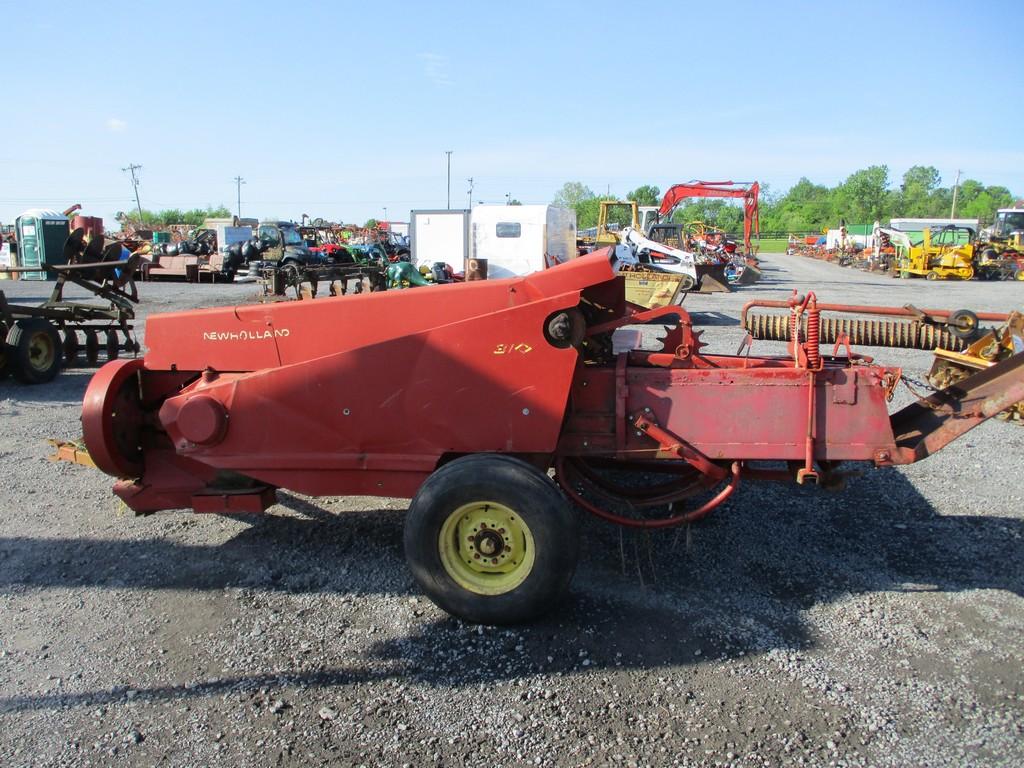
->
xmin=122 ymin=163 xmax=144 ymax=220
xmin=234 ymin=175 xmax=246 ymax=218
xmin=445 ymin=150 xmax=453 ymax=209
xmin=950 ymin=169 xmax=962 ymax=218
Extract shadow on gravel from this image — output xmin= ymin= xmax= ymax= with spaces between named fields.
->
xmin=0 ymin=370 xmax=95 ymax=402
xmin=754 ymin=278 xmax=891 ymax=288
xmin=685 ymin=311 xmax=737 ymax=327
xmin=1 ymin=472 xmax=1021 ymax=712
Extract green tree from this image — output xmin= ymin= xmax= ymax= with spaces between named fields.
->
xmin=670 ymin=200 xmax=743 ymax=233
xmin=182 ymin=206 xmax=232 ymax=226
xmin=575 ymin=197 xmax=603 ymax=228
xmin=117 ymin=205 xmax=233 ymax=228
xmin=157 ymin=209 xmax=185 ymax=226
xmin=626 ymin=184 xmax=661 ymax=207
xmin=834 ymin=166 xmax=892 ymax=223
xmin=552 ymin=181 xmax=596 ymax=210
xmin=364 ymin=218 xmax=379 ymax=228
xmin=553 ymin=181 xmax=611 ymax=227
xmin=897 ymin=166 xmax=941 ymax=217
xmin=958 ymin=183 xmax=1013 ymax=225
xmin=760 ymin=177 xmax=832 ymax=232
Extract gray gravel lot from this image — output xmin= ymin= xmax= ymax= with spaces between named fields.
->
xmin=0 ymin=256 xmax=1022 ymax=767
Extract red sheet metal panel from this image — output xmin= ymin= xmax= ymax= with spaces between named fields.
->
xmin=562 ymin=363 xmax=899 ymax=462
xmin=143 ymin=253 xmax=617 ymax=374
xmin=149 ymin=280 xmax=601 ymax=499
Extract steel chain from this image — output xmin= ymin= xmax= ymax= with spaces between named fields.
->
xmin=899 ymin=374 xmax=980 ymax=419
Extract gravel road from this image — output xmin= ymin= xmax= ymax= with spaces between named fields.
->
xmin=1 ymin=256 xmax=1021 ymax=767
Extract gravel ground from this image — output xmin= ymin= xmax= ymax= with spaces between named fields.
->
xmin=0 ymin=256 xmax=1022 ymax=767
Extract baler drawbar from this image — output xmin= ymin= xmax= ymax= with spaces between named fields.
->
xmin=69 ymin=251 xmax=1024 ymax=623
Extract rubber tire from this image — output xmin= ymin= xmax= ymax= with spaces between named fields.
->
xmin=63 ymin=330 xmax=80 ymax=366
xmin=105 ymin=331 xmax=120 ymax=361
xmin=948 ymin=309 xmax=979 ymax=341
xmin=280 ymin=263 xmax=299 ymax=297
xmin=84 ymin=330 xmax=100 ymax=365
xmin=0 ymin=321 xmax=8 ymax=379
xmin=926 ymin=270 xmax=940 ymax=281
xmin=7 ymin=318 xmax=62 ymax=384
xmin=404 ymin=454 xmax=578 ymax=625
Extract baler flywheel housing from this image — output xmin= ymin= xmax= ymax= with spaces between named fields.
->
xmin=81 ymin=358 xmax=146 ymax=478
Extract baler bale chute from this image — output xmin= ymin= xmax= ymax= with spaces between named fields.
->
xmin=61 ymin=250 xmax=1024 ymax=624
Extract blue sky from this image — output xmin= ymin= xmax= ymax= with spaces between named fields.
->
xmin=3 ymin=0 xmax=1022 ymax=228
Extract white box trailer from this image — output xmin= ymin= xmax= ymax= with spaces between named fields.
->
xmin=410 ymin=209 xmax=471 ymax=268
xmin=410 ymin=205 xmax=576 ymax=277
xmin=469 ymin=204 xmax=576 ymax=278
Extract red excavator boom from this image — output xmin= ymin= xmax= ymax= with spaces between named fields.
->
xmin=658 ymin=180 xmax=760 ymax=254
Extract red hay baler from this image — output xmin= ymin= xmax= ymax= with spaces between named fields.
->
xmin=72 ymin=251 xmax=1024 ymax=624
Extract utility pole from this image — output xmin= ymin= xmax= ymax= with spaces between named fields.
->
xmin=383 ymin=206 xmax=388 ymax=222
xmin=445 ymin=150 xmax=453 ymax=209
xmin=234 ymin=175 xmax=245 ymax=219
xmin=467 ymin=177 xmax=474 ymax=209
xmin=950 ymin=169 xmax=962 ymax=219
xmin=505 ymin=192 xmax=511 ymax=206
xmin=122 ymin=164 xmax=144 ymax=222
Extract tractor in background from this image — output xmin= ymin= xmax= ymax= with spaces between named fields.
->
xmin=977 ymin=208 xmax=1024 ymax=280
xmin=892 ymin=225 xmax=976 ymax=280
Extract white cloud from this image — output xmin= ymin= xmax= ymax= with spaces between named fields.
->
xmin=106 ymin=117 xmax=127 ymax=132
xmin=418 ymin=52 xmax=453 ymax=87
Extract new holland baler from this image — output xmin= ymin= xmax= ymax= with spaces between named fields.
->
xmin=72 ymin=251 xmax=1024 ymax=624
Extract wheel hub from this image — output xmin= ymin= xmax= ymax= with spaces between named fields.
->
xmin=472 ymin=527 xmax=506 ymax=559
xmin=438 ymin=501 xmax=536 ymax=595
xmin=28 ymin=332 xmax=56 ymax=372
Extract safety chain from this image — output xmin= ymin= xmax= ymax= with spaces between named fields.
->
xmin=900 ymin=374 xmax=937 ymax=393
xmin=899 ymin=374 xmax=981 ymax=419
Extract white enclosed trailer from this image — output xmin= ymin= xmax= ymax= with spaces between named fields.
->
xmin=468 ymin=204 xmax=576 ymax=278
xmin=411 ymin=205 xmax=576 ymax=277
xmin=410 ymin=209 xmax=471 ymax=268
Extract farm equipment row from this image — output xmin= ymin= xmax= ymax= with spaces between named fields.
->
xmin=60 ymin=250 xmax=1024 ymax=624
xmin=790 ymin=208 xmax=1024 ymax=282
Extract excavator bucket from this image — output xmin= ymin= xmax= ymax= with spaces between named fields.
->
xmin=696 ymin=263 xmax=732 ymax=293
xmin=733 ymin=261 xmax=762 ymax=285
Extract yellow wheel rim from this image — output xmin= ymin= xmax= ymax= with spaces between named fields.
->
xmin=438 ymin=501 xmax=536 ymax=596
xmin=28 ymin=331 xmax=56 ymax=372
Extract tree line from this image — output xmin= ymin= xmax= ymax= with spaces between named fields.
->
xmin=116 ymin=205 xmax=233 ymax=228
xmin=553 ymin=167 xmax=1017 ymax=233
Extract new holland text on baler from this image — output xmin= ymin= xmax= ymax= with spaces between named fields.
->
xmin=67 ymin=251 xmax=1024 ymax=624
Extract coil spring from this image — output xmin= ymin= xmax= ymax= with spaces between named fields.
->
xmin=806 ymin=306 xmax=821 ymax=368
xmin=744 ymin=313 xmax=968 ymax=352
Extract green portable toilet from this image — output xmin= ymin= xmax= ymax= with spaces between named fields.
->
xmin=14 ymin=209 xmax=70 ymax=280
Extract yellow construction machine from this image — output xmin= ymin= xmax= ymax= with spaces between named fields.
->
xmin=892 ymin=224 xmax=976 ymax=280
xmin=928 ymin=311 xmax=1024 ymax=422
xmin=976 ymin=208 xmax=1024 ymax=280
xmin=595 ymin=200 xmax=639 ymax=246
